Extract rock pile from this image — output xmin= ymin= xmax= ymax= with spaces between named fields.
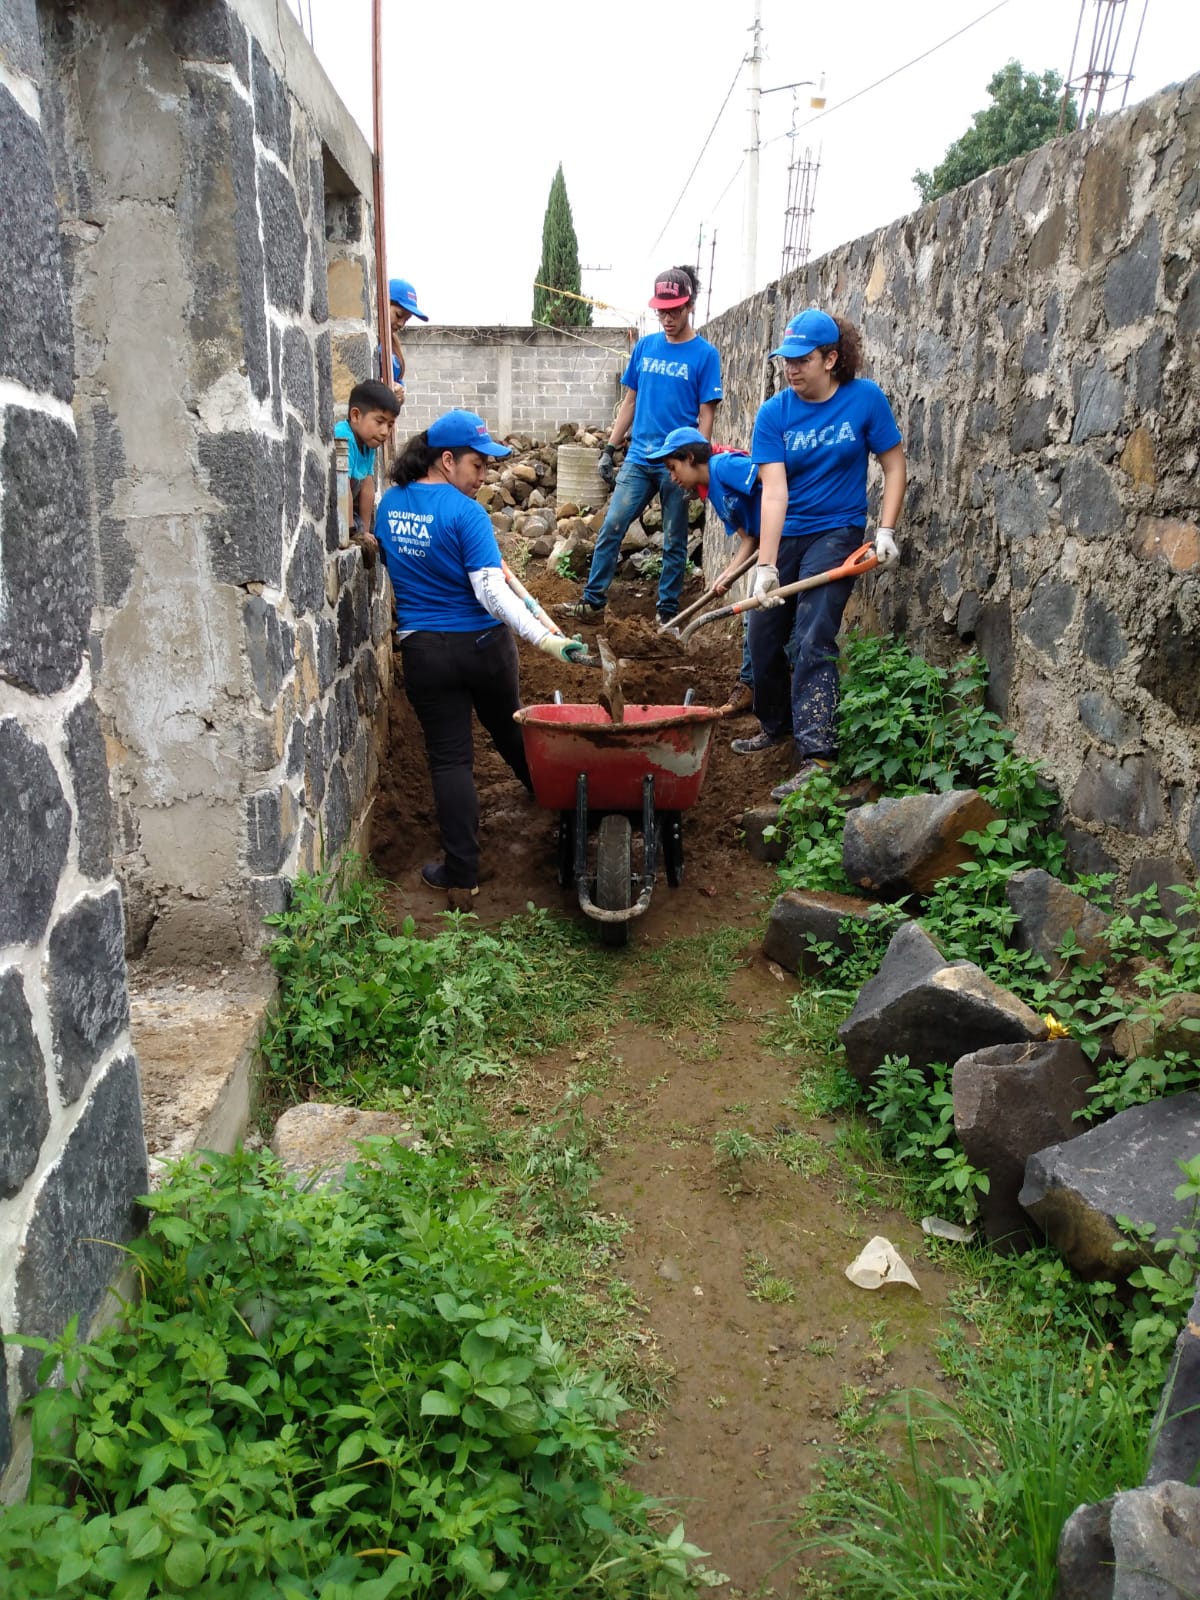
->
xmin=477 ymin=424 xmax=707 ymax=579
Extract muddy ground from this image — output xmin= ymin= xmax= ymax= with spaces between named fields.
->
xmin=371 ymin=567 xmax=956 ymax=1596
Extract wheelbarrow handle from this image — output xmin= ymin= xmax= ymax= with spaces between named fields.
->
xmin=502 ymin=558 xmax=563 ymax=636
xmin=656 ymin=550 xmax=759 ymax=634
xmin=677 ymin=543 xmax=878 ymax=642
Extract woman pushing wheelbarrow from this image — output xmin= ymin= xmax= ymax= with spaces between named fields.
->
xmin=734 ymin=309 xmax=907 ymax=801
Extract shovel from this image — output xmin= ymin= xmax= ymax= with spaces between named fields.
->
xmin=596 ymin=635 xmax=625 ymax=723
xmin=677 ymin=543 xmax=878 ymax=643
xmin=656 ymin=551 xmax=760 ymax=636
xmin=502 ymin=559 xmax=563 ymax=637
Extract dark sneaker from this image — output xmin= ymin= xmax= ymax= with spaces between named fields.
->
xmin=421 ymin=861 xmax=478 ymax=896
xmin=731 ymin=729 xmax=789 ymax=754
xmin=770 ymin=759 xmax=834 ymax=800
xmin=718 ymin=683 xmax=754 ymax=718
xmin=557 ymin=599 xmax=606 ymax=621
xmin=655 ymin=610 xmax=676 ymax=628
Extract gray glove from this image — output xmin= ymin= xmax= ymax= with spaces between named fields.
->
xmin=597 ymin=444 xmax=618 ymax=487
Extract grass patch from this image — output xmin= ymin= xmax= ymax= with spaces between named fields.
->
xmin=795 ymin=1342 xmax=1149 ymax=1599
xmin=624 ymin=926 xmax=748 ymax=1040
xmin=743 ymin=1252 xmax=796 ymax=1305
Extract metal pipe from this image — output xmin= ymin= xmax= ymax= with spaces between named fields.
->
xmin=371 ymin=0 xmax=391 ymax=464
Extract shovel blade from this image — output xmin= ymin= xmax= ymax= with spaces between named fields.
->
xmin=596 ymin=635 xmax=625 ymax=724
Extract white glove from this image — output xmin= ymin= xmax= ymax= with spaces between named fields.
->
xmin=751 ymin=563 xmax=783 ymax=607
xmin=874 ymin=528 xmax=900 ymax=570
xmin=537 ymin=631 xmax=588 ymax=664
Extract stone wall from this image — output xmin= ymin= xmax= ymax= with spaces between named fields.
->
xmin=702 ymin=73 xmax=1200 ymax=887
xmin=0 ymin=2 xmax=147 ymax=1487
xmin=41 ymin=0 xmax=392 ymax=964
xmin=399 ymin=325 xmax=631 ymax=439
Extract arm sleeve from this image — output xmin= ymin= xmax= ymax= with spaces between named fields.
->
xmin=697 ymin=341 xmax=724 ymax=404
xmin=455 ymin=498 xmax=506 ymax=568
xmin=750 ymin=397 xmax=786 ymax=464
xmin=866 ymin=383 xmax=902 ymax=454
xmin=621 ymin=337 xmax=644 ymax=391
xmin=468 ymin=567 xmax=550 ymax=647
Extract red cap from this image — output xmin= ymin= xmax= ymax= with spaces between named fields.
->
xmin=649 ymin=272 xmax=692 ymax=309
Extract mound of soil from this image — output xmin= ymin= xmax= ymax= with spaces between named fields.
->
xmin=370 ymin=573 xmax=795 ymax=933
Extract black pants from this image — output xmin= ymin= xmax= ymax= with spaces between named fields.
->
xmin=401 ymin=626 xmax=532 ymax=887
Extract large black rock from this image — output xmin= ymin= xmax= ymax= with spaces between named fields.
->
xmin=1110 ymin=1480 xmax=1200 ymax=1598
xmin=1005 ymin=868 xmax=1111 ymax=975
xmin=0 ymin=719 xmax=71 ymax=947
xmin=14 ymin=1053 xmax=148 ymax=1389
xmin=763 ymin=888 xmax=879 ymax=974
xmin=1020 ymin=1093 xmax=1200 ymax=1278
xmin=837 ymin=921 xmax=1046 ymax=1084
xmin=842 ymin=789 xmax=1000 ymax=897
xmin=952 ymin=1039 xmax=1097 ymax=1249
xmin=0 ymin=968 xmax=50 ymax=1199
xmin=1148 ymin=1279 xmax=1200 ymax=1488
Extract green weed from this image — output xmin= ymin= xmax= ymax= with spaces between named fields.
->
xmin=2 ymin=1145 xmax=705 ymax=1598
xmin=743 ymin=1252 xmax=796 ymax=1304
xmin=796 ymin=1343 xmax=1149 ymax=1599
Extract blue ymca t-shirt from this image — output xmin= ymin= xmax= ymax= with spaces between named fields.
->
xmin=751 ymin=379 xmax=902 ymax=538
xmin=623 ymin=332 xmax=723 ymax=464
xmin=334 ymin=418 xmax=375 ymax=480
xmin=375 ymin=481 xmax=503 ymax=633
xmin=707 ymin=451 xmax=761 ymax=540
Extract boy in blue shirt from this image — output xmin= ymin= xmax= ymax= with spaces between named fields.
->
xmin=649 ymin=427 xmax=760 ymax=716
xmin=560 ymin=265 xmax=723 ymax=626
xmin=333 ymin=379 xmax=400 ymax=539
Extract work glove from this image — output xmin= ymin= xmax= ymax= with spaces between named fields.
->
xmin=538 ymin=631 xmax=588 ymax=664
xmin=751 ymin=563 xmax=783 ymax=606
xmin=874 ymin=528 xmax=900 ymax=570
xmin=597 ymin=444 xmax=619 ymax=486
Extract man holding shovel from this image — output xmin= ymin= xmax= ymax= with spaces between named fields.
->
xmin=559 ymin=265 xmax=722 ymax=626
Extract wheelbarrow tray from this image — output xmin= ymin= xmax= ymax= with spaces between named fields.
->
xmin=514 ymin=703 xmax=722 ymax=812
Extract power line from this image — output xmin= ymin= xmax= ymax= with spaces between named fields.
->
xmin=707 ymin=158 xmax=746 ymax=219
xmin=649 ymin=59 xmax=745 ymax=256
xmin=762 ymin=0 xmax=1015 ymax=150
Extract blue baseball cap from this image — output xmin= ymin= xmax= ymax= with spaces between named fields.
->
xmin=647 ymin=426 xmax=710 ymax=461
xmin=388 ymin=277 xmax=428 ymax=321
xmin=770 ymin=308 xmax=840 ymax=358
xmin=427 ymin=409 xmax=511 ymax=457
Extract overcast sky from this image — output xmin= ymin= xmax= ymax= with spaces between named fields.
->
xmin=296 ymin=0 xmax=1199 ymax=332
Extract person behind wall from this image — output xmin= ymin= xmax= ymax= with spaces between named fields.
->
xmin=386 ymin=276 xmax=428 ymax=404
xmin=333 ymin=379 xmax=401 ymax=550
xmin=648 ymin=427 xmax=761 ymax=718
xmin=374 ymin=410 xmax=587 ymax=909
xmin=559 ymin=265 xmax=723 ymax=627
xmin=735 ymin=308 xmax=906 ymax=800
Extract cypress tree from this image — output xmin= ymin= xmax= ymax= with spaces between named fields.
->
xmin=532 ymin=164 xmax=591 ymax=328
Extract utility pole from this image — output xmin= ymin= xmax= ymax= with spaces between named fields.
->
xmin=742 ymin=0 xmax=763 ymax=299
xmin=706 ymin=230 xmax=717 ymax=324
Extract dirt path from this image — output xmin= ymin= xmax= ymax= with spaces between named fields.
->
xmin=370 ymin=570 xmax=959 ymax=1595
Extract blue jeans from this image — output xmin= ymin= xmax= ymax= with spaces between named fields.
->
xmin=746 ymin=525 xmax=863 ymax=757
xmin=582 ymin=460 xmax=692 ymax=617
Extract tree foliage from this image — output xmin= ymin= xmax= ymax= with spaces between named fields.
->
xmin=914 ymin=61 xmax=1078 ymax=204
xmin=532 ymin=163 xmax=591 ymax=327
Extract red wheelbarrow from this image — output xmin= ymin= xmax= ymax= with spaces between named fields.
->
xmin=513 ymin=696 xmax=723 ymax=945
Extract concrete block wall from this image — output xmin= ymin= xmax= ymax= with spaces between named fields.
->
xmin=703 ymin=73 xmax=1200 ymax=887
xmin=40 ymin=0 xmax=391 ymax=963
xmin=0 ymin=6 xmax=147 ymax=1486
xmin=399 ymin=325 xmax=631 ymax=440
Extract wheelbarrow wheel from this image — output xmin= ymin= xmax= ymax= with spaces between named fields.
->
xmin=595 ymin=814 xmax=631 ymax=947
